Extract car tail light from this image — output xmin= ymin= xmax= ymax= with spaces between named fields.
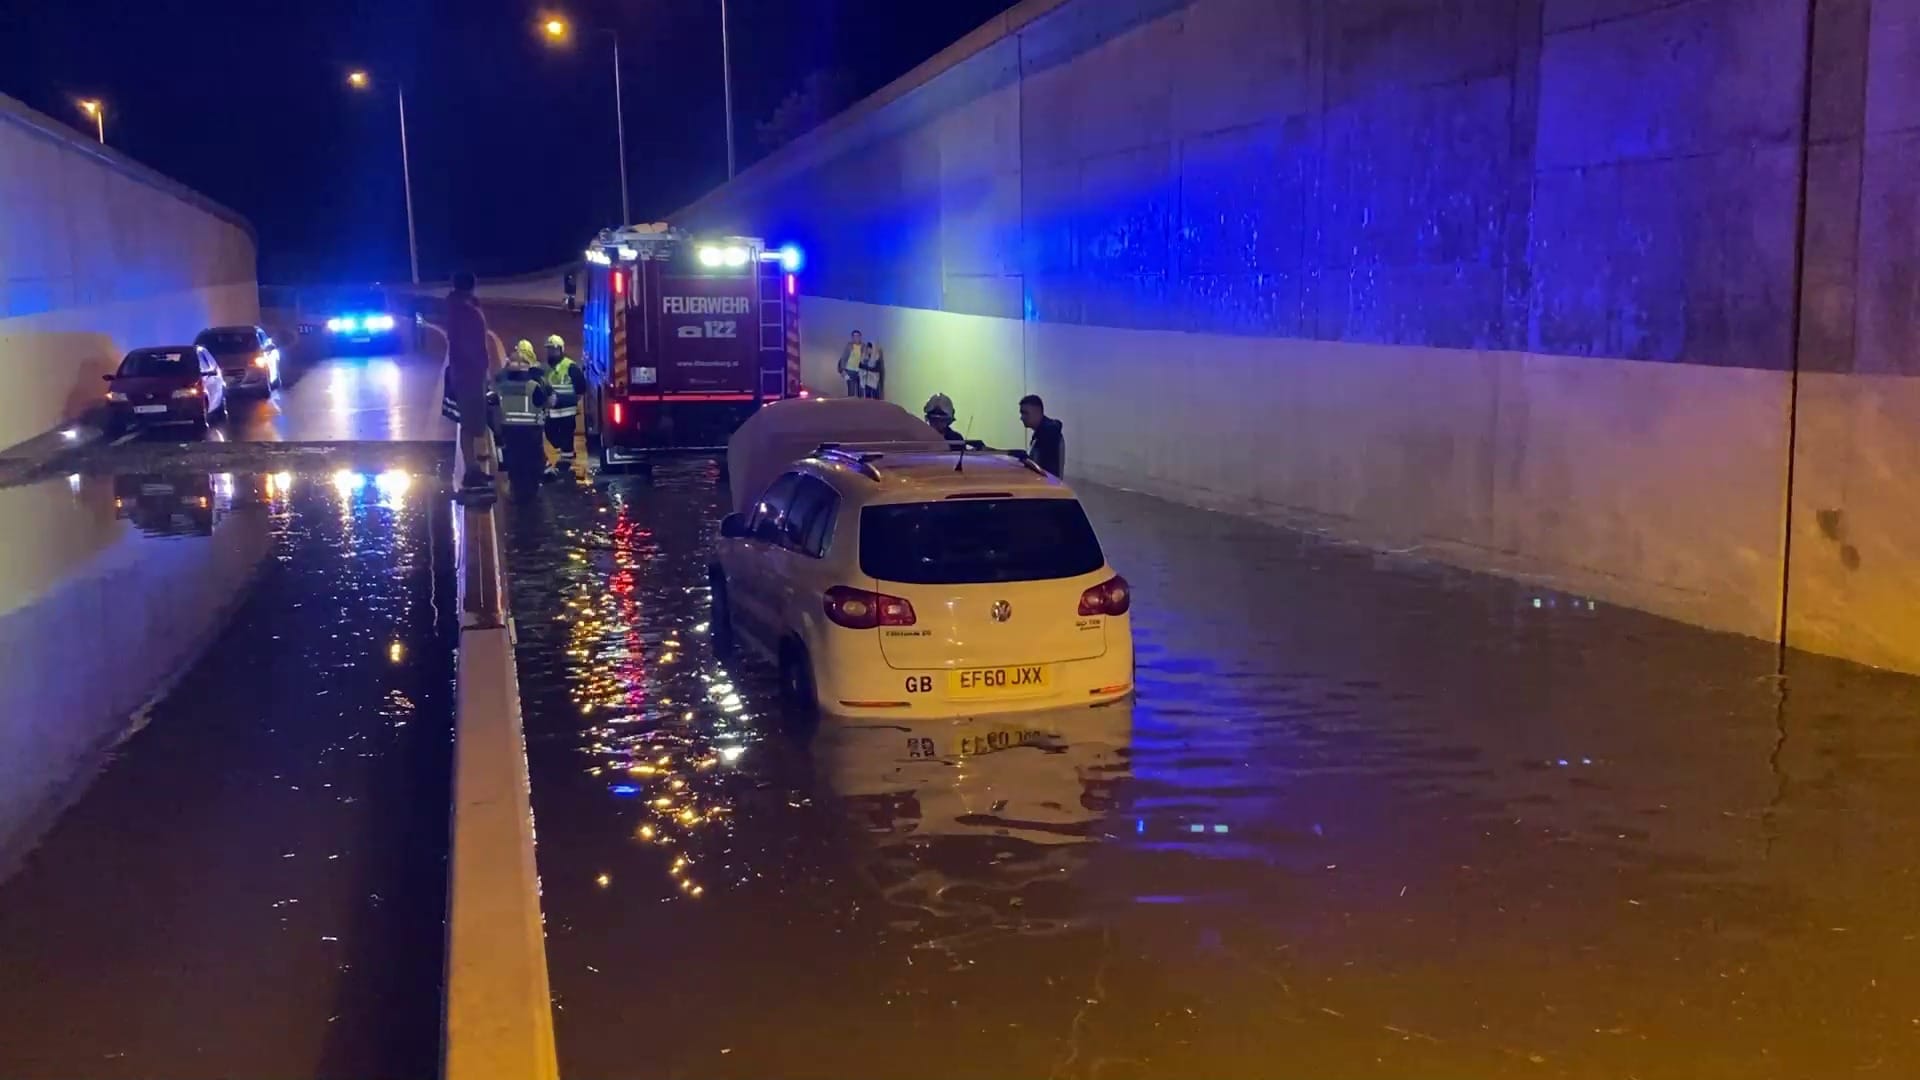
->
xmin=824 ymin=586 xmax=916 ymax=629
xmin=610 ymin=401 xmax=624 ymax=426
xmin=1078 ymin=575 xmax=1132 ymax=616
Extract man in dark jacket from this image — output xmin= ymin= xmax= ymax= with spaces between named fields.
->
xmin=1019 ymin=394 xmax=1065 ymax=478
xmin=444 ymin=271 xmax=494 ymax=496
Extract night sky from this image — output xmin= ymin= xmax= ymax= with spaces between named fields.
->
xmin=0 ymin=0 xmax=1016 ymax=283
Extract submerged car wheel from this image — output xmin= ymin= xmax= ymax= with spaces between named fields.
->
xmin=778 ymin=638 xmax=818 ymax=730
xmin=708 ymin=566 xmax=737 ymax=659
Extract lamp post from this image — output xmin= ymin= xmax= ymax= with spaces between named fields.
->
xmin=544 ymin=5 xmax=735 ymax=196
xmin=348 ymin=70 xmax=421 ymax=285
xmin=719 ymin=0 xmax=735 ymax=179
xmin=77 ymin=99 xmax=104 ymax=144
xmin=542 ymin=16 xmax=631 ymax=225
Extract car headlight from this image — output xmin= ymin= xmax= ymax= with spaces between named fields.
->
xmin=326 ymin=316 xmax=350 ymax=332
xmin=366 ymin=314 xmax=396 ymax=331
xmin=170 ymin=387 xmax=200 ymax=399
xmin=253 ymin=354 xmax=271 ymax=368
xmin=106 ymin=391 xmax=128 ymax=402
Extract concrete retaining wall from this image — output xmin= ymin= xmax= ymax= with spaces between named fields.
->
xmin=688 ymin=0 xmax=1920 ymax=673
xmin=0 ymin=93 xmax=258 ymax=452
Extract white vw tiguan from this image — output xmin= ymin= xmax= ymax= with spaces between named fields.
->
xmin=711 ymin=446 xmax=1134 ymax=718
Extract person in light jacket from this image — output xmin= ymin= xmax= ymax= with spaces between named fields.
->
xmin=859 ymin=340 xmax=885 ymax=399
xmin=836 ymin=331 xmax=864 ymax=397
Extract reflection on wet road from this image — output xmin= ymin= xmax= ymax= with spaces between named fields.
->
xmin=505 ymin=463 xmax=1920 ymax=1079
xmin=0 ymin=466 xmax=455 ymax=1080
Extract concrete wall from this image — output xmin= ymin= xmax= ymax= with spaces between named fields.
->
xmin=685 ymin=0 xmax=1920 ymax=673
xmin=0 ymin=93 xmax=258 ymax=451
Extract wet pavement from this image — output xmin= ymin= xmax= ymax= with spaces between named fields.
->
xmin=502 ymin=462 xmax=1920 ymax=1080
xmin=0 ymin=462 xmax=457 ymax=1079
xmin=139 ymin=343 xmax=452 ymax=445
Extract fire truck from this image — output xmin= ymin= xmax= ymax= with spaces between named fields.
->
xmin=579 ymin=224 xmax=804 ymax=472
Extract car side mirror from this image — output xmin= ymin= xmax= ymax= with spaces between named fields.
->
xmin=719 ymin=513 xmax=749 ymax=540
xmin=101 ymin=374 xmax=114 ymax=383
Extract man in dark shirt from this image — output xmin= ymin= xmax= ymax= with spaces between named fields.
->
xmin=1019 ymin=394 xmax=1065 ymax=478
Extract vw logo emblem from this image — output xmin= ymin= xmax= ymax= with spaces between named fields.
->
xmin=990 ymin=600 xmax=1012 ymax=623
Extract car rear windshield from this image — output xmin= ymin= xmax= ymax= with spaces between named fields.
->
xmin=859 ymin=499 xmax=1106 ymax=585
xmin=195 ymin=330 xmax=256 ymax=353
xmin=118 ymin=351 xmax=191 ymax=377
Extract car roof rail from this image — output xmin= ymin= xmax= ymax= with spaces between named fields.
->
xmin=809 ymin=446 xmax=883 ymax=480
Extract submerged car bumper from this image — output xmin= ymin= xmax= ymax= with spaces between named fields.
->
xmin=812 ymin=633 xmax=1135 ymax=719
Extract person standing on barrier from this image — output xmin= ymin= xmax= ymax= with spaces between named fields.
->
xmin=541 ymin=334 xmax=586 ymax=480
xmin=444 ymin=271 xmax=495 ymax=497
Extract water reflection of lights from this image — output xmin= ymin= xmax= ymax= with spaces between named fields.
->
xmin=331 ymin=470 xmax=366 ymax=498
xmin=374 ymin=470 xmax=412 ymax=507
xmin=544 ymin=505 xmax=757 ymax=905
xmin=66 ymin=473 xmax=82 ymax=495
xmin=388 ymin=641 xmax=405 ymax=664
xmin=370 ymin=359 xmax=402 ymax=396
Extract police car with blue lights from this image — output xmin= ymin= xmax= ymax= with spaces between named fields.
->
xmin=298 ymin=286 xmax=404 ymax=355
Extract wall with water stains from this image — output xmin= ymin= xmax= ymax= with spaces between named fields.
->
xmin=0 ymin=93 xmax=257 ymax=452
xmin=684 ymin=0 xmax=1920 ymax=673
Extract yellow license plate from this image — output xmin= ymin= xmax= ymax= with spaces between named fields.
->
xmin=948 ymin=664 xmax=1052 ymax=700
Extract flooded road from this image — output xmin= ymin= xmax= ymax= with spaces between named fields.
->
xmin=0 ymin=462 xmax=456 ymax=1079
xmin=505 ymin=463 xmax=1920 ymax=1079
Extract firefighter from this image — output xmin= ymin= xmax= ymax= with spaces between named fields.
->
xmin=494 ymin=340 xmax=552 ymax=496
xmin=923 ymin=393 xmax=965 ymax=444
xmin=542 ymin=333 xmax=586 ymax=480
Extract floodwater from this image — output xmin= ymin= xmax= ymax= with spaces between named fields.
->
xmin=504 ymin=462 xmax=1920 ymax=1080
xmin=0 ymin=463 xmax=456 ymax=1079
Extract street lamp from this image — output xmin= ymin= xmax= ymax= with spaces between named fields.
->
xmin=347 ymin=70 xmax=421 ymax=285
xmin=77 ymin=99 xmax=104 ymax=144
xmin=719 ymin=0 xmax=735 ymax=179
xmin=540 ymin=15 xmax=631 ymax=225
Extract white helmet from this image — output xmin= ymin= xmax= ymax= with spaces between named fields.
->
xmin=923 ymin=393 xmax=955 ymax=421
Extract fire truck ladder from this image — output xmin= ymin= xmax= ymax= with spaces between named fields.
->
xmin=758 ymin=261 xmax=786 ymax=400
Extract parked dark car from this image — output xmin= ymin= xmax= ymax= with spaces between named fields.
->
xmin=194 ymin=325 xmax=282 ymax=395
xmin=103 ymin=346 xmax=228 ymax=432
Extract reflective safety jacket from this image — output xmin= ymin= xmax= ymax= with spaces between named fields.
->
xmin=494 ymin=366 xmax=550 ymax=426
xmin=545 ymin=355 xmax=584 ymax=417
